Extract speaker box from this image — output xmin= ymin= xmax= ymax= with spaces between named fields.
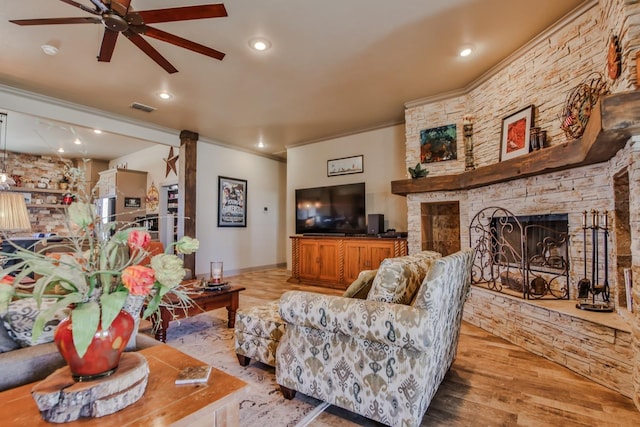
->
xmin=368 ymin=214 xmax=384 ymax=235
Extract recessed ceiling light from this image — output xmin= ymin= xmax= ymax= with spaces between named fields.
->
xmin=158 ymin=91 xmax=173 ymax=100
xmin=459 ymin=46 xmax=473 ymax=57
xmin=57 ymin=147 xmax=65 ymax=153
xmin=93 ymin=129 xmax=102 ymax=134
xmin=41 ymin=44 xmax=58 ymax=56
xmin=73 ymin=138 xmax=82 ymax=145
xmin=257 ymin=141 xmax=265 ymax=148
xmin=249 ymin=38 xmax=271 ymax=52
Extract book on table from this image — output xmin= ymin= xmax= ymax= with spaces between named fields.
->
xmin=175 ymin=365 xmax=212 ymax=385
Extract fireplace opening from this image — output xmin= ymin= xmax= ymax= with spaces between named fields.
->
xmin=421 ymin=201 xmax=460 ymax=256
xmin=469 ymin=207 xmax=570 ymax=300
xmin=492 ymin=214 xmax=568 ymax=270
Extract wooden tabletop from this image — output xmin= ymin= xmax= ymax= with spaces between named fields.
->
xmin=0 ymin=344 xmax=248 ymax=426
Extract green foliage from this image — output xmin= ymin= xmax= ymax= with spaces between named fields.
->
xmin=0 ymin=166 xmax=199 ymax=358
xmin=408 ymin=163 xmax=429 ymax=179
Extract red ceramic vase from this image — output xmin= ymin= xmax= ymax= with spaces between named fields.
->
xmin=54 ymin=309 xmax=135 ymax=382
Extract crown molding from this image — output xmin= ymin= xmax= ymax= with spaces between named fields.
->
xmin=0 ymin=82 xmax=180 ymax=146
xmin=286 ymin=119 xmax=405 ymax=150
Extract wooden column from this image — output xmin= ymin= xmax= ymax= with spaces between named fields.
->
xmin=179 ymin=130 xmax=198 ymax=275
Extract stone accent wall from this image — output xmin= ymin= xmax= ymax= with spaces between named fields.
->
xmin=628 ymin=139 xmax=640 ymax=409
xmin=409 ymin=160 xmax=617 ymax=300
xmin=464 ymin=287 xmax=633 ymax=397
xmin=402 ymin=0 xmax=640 ymax=409
xmin=6 ymin=151 xmax=71 ymax=235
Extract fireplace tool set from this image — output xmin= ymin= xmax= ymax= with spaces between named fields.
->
xmin=577 ymin=210 xmax=614 ymax=312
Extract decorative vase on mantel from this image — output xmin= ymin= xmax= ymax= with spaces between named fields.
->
xmin=53 ymin=309 xmax=135 ymax=382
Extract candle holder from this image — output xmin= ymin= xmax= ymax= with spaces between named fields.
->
xmin=463 ymin=115 xmax=475 ymax=170
xmin=210 ymin=261 xmax=223 ymax=284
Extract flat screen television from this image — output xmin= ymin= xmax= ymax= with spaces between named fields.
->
xmin=295 ymin=182 xmax=366 ymax=235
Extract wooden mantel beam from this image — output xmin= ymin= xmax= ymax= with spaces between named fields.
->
xmin=391 ymin=91 xmax=640 ymax=196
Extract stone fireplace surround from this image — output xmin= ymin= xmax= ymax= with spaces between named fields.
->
xmin=394 ymin=93 xmax=640 ymax=401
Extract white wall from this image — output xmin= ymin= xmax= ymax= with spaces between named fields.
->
xmin=286 ymin=124 xmax=407 ymax=268
xmin=110 ymin=143 xmax=174 ymax=191
xmin=114 ymin=140 xmax=287 ymax=278
xmin=196 ymin=141 xmax=287 ymax=277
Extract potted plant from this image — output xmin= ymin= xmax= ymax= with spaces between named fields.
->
xmin=408 ymin=162 xmax=429 ymax=179
xmin=0 ymin=167 xmax=199 ymax=381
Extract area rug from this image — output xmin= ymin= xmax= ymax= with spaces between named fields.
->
xmin=164 ymin=296 xmax=325 ymax=427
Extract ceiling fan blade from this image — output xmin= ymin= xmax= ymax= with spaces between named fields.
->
xmin=136 ymin=4 xmax=228 ymax=24
xmin=110 ymin=0 xmax=132 ymax=17
xmin=60 ymin=0 xmax=102 ymax=15
xmin=88 ymin=0 xmax=109 ymax=13
xmin=142 ymin=26 xmax=225 ymax=60
xmin=123 ymin=30 xmax=178 ymax=74
xmin=10 ymin=17 xmax=101 ymax=26
xmin=97 ymin=29 xmax=119 ymax=62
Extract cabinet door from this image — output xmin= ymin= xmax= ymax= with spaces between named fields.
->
xmin=369 ymin=242 xmax=396 ymax=270
xmin=343 ymin=242 xmax=369 ymax=284
xmin=298 ymin=240 xmax=320 ymax=279
xmin=98 ymin=170 xmax=116 ymax=198
xmin=317 ymin=241 xmax=340 ymax=282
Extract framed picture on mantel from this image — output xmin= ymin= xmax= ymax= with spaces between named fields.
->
xmin=500 ymin=105 xmax=534 ymax=161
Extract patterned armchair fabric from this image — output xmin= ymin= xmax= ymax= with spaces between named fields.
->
xmin=276 ymin=249 xmax=474 ymax=427
xmin=234 ymin=300 xmax=286 ymax=367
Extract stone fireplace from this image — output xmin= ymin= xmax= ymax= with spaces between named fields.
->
xmin=396 ymin=97 xmax=639 ymax=398
xmin=391 ymin=0 xmax=640 ymax=407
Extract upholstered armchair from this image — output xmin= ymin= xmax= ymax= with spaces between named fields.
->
xmin=275 ymin=249 xmax=474 ymax=427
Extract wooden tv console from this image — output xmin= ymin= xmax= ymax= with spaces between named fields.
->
xmin=288 ymin=235 xmax=408 ymax=289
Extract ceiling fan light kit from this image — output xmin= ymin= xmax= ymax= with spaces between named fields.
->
xmin=10 ymin=1 xmax=228 ymax=74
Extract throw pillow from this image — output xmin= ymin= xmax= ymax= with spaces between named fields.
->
xmin=342 ymin=269 xmax=377 ymax=299
xmin=0 ymin=317 xmax=20 ymax=353
xmin=3 ymin=298 xmax=68 ymax=347
xmin=366 ymin=251 xmax=440 ymax=304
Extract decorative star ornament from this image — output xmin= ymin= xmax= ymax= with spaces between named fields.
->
xmin=164 ymin=147 xmax=179 ymax=177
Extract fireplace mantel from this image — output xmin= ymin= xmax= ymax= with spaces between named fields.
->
xmin=391 ymin=91 xmax=640 ymax=196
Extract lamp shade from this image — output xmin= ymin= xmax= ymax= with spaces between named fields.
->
xmin=0 ymin=192 xmax=31 ymax=232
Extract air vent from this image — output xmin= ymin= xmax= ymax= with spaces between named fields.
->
xmin=130 ymin=102 xmax=156 ymax=113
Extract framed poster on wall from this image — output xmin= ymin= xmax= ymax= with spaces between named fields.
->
xmin=218 ymin=176 xmax=247 ymax=227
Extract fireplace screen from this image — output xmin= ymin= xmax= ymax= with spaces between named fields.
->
xmin=469 ymin=207 xmax=569 ymax=299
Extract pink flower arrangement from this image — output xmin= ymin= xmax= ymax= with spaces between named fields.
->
xmin=0 ymin=176 xmax=199 ymax=357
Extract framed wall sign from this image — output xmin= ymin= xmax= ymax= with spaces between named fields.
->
xmin=124 ymin=197 xmax=141 ymax=208
xmin=218 ymin=176 xmax=247 ymax=227
xmin=327 ymin=155 xmax=364 ymax=177
xmin=500 ymin=105 xmax=534 ymax=161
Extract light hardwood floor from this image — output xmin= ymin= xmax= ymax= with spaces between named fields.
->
xmin=228 ymin=268 xmax=640 ymax=426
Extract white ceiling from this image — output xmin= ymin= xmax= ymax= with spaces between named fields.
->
xmin=0 ymin=0 xmax=586 ymax=160
xmin=2 ymin=110 xmax=159 ymax=160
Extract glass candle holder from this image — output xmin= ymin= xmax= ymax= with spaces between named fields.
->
xmin=210 ymin=261 xmax=223 ymax=283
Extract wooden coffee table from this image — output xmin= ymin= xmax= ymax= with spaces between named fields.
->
xmin=152 ymin=282 xmax=246 ymax=342
xmin=0 ymin=344 xmax=248 ymax=426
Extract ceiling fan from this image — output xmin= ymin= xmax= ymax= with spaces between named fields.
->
xmin=10 ymin=0 xmax=228 ymax=74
